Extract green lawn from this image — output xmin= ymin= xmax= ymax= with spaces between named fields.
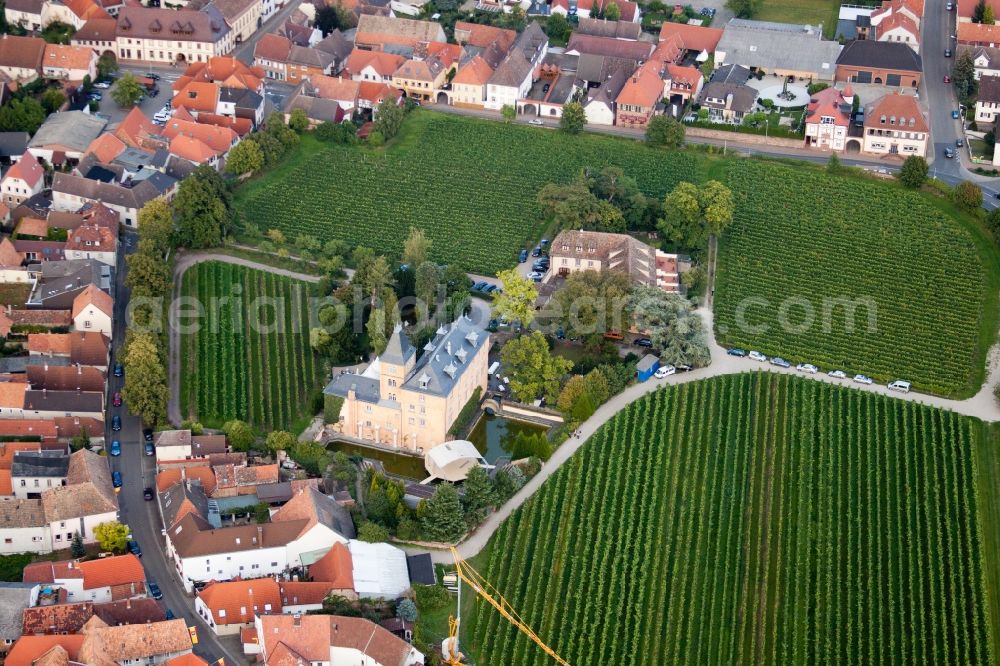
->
xmin=755 ymin=0 xmax=843 ymax=36
xmin=465 ymin=374 xmax=999 ymax=665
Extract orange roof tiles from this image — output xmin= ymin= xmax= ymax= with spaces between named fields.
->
xmin=865 ymin=92 xmax=928 ymax=132
xmin=453 ymin=21 xmax=515 ymax=49
xmin=172 ymin=82 xmax=219 ymax=114
xmin=42 ymin=44 xmax=95 ymax=75
xmin=345 ymin=49 xmax=406 ymax=78
xmin=155 ymin=465 xmax=216 ymax=494
xmin=72 ymin=284 xmax=114 ymax=319
xmin=307 ymin=542 xmax=354 ymax=589
xmin=77 ymin=554 xmax=145 ymax=589
xmin=193 ymin=113 xmax=253 ymax=137
xmin=805 ymin=86 xmax=851 ymax=127
xmin=254 ymin=33 xmax=292 ymax=62
xmin=616 ymin=62 xmax=665 ymax=109
xmin=878 ymin=10 xmax=919 ymax=38
xmin=0 ymin=237 xmax=21 ymax=266
xmin=5 ymin=636 xmax=85 ymax=666
xmin=197 ymin=579 xmax=282 ymax=626
xmin=958 ymin=21 xmax=1000 ymax=45
xmin=357 ymin=81 xmax=398 ymax=105
xmin=162 ymin=118 xmax=236 ymax=154
xmin=114 ymin=107 xmax=163 ymax=150
xmin=658 ymin=22 xmax=723 ymax=54
xmin=5 ymin=151 xmax=44 ymax=189
xmin=165 ymin=655 xmax=209 ymax=666
xmin=0 ymin=441 xmax=42 ymax=469
xmin=86 ymin=133 xmax=126 ymax=163
xmin=0 ymin=382 xmax=27 ymax=409
xmin=28 ymin=333 xmax=73 ymax=355
xmin=279 ymin=581 xmax=336 ymax=607
xmin=63 ymin=0 xmax=111 ymax=21
xmin=0 ymin=419 xmax=58 ymax=440
xmin=65 ymin=224 xmax=115 ymax=254
xmin=309 ymin=74 xmax=360 ymax=102
xmin=15 ymin=217 xmax=48 ymax=238
xmin=169 ymin=135 xmax=218 ymax=164
xmin=452 ymin=55 xmax=494 ymax=86
xmin=0 ymin=468 xmax=11 ymax=495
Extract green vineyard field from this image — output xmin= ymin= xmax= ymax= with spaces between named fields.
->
xmin=178 ymin=261 xmax=325 ymax=431
xmin=232 ymin=112 xmax=701 ymax=276
xmin=465 ymin=373 xmax=1000 ymax=666
xmin=714 ymin=160 xmax=999 ymax=398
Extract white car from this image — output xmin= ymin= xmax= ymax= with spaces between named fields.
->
xmin=527 ymin=271 xmax=544 ymax=281
xmin=654 ymin=365 xmax=676 ymax=379
xmin=854 ymin=374 xmax=873 ymax=385
xmin=93 ymin=81 xmax=111 ymax=89
xmin=527 ymin=119 xmax=544 ymax=126
xmin=828 ymin=369 xmax=847 ymax=379
xmin=153 ymin=109 xmax=171 ymax=123
xmin=888 ymin=380 xmax=911 ymax=393
xmin=748 ymin=351 xmax=767 ymax=362
xmin=796 ymin=363 xmax=818 ymax=374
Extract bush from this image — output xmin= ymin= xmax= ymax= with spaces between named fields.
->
xmin=358 ymin=521 xmax=390 ymax=542
xmin=413 ymin=583 xmax=451 ymax=611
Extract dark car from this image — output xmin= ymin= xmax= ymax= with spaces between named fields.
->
xmin=143 ymin=487 xmax=154 ymax=501
xmin=634 ymin=338 xmax=653 ymax=348
xmin=113 ymin=362 xmax=123 ymax=377
xmin=127 ymin=540 xmax=141 ymax=557
xmin=540 ymin=239 xmax=549 ymax=247
xmin=727 ymin=348 xmax=748 ymax=357
xmin=148 ymin=582 xmax=162 ymax=600
xmin=109 ymin=440 xmax=121 ymax=456
xmin=112 ymin=415 xmax=121 ymax=431
xmin=542 ymin=83 xmax=550 ymax=93
xmin=112 ymin=470 xmax=122 ymax=489
xmin=487 ymin=318 xmax=499 ymax=332
xmin=144 ymin=440 xmax=154 ymax=456
xmin=945 ymin=48 xmax=953 ymax=57
xmin=112 ymin=392 xmax=122 ymax=407
xmin=149 ymin=88 xmax=159 ymax=97
xmin=484 ymin=284 xmax=498 ymax=294
xmin=531 ymin=247 xmax=542 ymax=257
xmin=165 ymin=609 xmax=175 ymax=620
xmin=142 ymin=428 xmax=154 ymax=444
xmin=518 ymin=249 xmax=528 ymax=263
xmin=144 ymin=72 xmax=161 ymax=80
xmin=556 ymin=327 xmax=566 ymax=340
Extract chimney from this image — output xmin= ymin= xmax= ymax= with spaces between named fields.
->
xmin=256 ymin=525 xmax=263 ymax=544
xmin=725 ymin=92 xmax=734 ymax=110
xmin=126 ymin=599 xmax=131 ymax=609
xmin=293 ymin=613 xmax=301 ymax=626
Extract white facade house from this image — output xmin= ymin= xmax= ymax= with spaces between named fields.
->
xmin=71 ymin=286 xmax=113 ymax=336
xmin=1 ymin=151 xmax=44 ymax=207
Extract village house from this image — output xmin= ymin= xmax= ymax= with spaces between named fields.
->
xmin=835 ymin=39 xmax=922 ymax=87
xmin=658 ymin=22 xmax=722 ymax=62
xmin=70 ymin=16 xmax=117 ymax=53
xmin=252 ymin=614 xmax=424 ymax=666
xmin=4 ymin=0 xmax=44 ymax=32
xmin=958 ymin=22 xmax=1000 ymax=48
xmin=115 ymin=5 xmax=234 ymax=64
xmin=28 ymin=331 xmax=110 ymax=370
xmin=699 ymin=78 xmax=757 ymax=123
xmin=549 ymin=0 xmax=640 ymax=22
xmin=715 ymin=19 xmax=842 ymax=81
xmin=0 ymin=35 xmax=46 ymax=85
xmin=549 ymin=229 xmax=681 ymax=293
xmin=862 ymin=91 xmax=928 ymax=157
xmin=1 ymin=152 xmax=44 ymax=207
xmin=615 ymin=61 xmax=666 ymax=128
xmin=40 ymin=44 xmax=97 ymax=82
xmin=873 ymin=11 xmax=920 ymax=51
xmin=64 ymin=223 xmax=117 ymax=267
xmin=975 ymin=74 xmax=1000 ymax=124
xmin=344 ymin=49 xmax=407 ymax=83
xmin=325 ymin=316 xmax=489 ymax=452
xmin=486 ymin=22 xmax=548 ymax=111
xmin=20 ymin=598 xmax=166 ymax=636
xmin=28 ymin=112 xmax=107 ymax=165
xmin=10 ymin=451 xmax=68 ymax=499
xmin=187 ymin=0 xmax=261 ymax=45
xmin=803 ymin=86 xmax=854 ymax=151
xmin=71 ymin=284 xmax=113 ymax=335
xmin=584 ymin=68 xmax=628 ymax=125
xmin=962 ymin=45 xmax=1000 ymax=79
xmin=353 ymin=14 xmax=446 ymax=51
xmin=76 ymin=617 xmax=194 ymax=665
xmin=23 ymin=555 xmax=146 ymax=603
xmin=0 ymin=582 xmax=39 ymax=653
xmin=195 ymin=577 xmax=336 ymax=635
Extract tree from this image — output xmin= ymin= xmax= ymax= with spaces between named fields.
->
xmin=629 ymin=287 xmax=710 ymax=367
xmin=657 ymin=180 xmax=733 ymax=250
xmin=493 ymin=268 xmax=538 ymax=326
xmin=328 ymin=451 xmax=357 ymax=488
xmin=121 ymin=331 xmax=166 ymax=426
xmin=501 ymin=104 xmax=516 ymax=123
xmin=547 ymin=269 xmax=632 ymax=340
xmin=40 ymin=88 xmax=65 ymax=114
xmin=265 ymin=430 xmax=296 ymax=454
xmin=559 ymin=101 xmax=586 ymax=134
xmin=136 ymin=199 xmax=174 ymax=255
xmin=125 ymin=250 xmax=171 ymax=298
xmin=97 ymin=53 xmax=117 ymax=81
xmin=288 ymin=108 xmax=309 ymax=133
xmin=953 ymin=181 xmax=983 ymax=212
xmin=94 ymin=521 xmax=129 ymax=553
xmin=367 ymin=307 xmax=388 ymax=355
xmin=0 ymin=98 xmax=45 ymax=133
xmin=536 ymin=182 xmax=626 ymax=232
xmin=396 ymin=598 xmax=418 ymax=622
xmin=222 ymin=419 xmax=255 ymax=451
xmin=358 ymin=521 xmax=390 ymax=542
xmin=402 ymin=226 xmax=431 ymax=268
xmin=826 ymin=152 xmax=841 ymax=175
xmin=987 ymin=3 xmax=996 ymax=23
xmin=254 ymin=502 xmax=271 ymax=523
xmin=953 ymin=50 xmax=978 ymax=102
xmin=645 ymin=115 xmax=685 ymax=149
xmin=726 ymin=0 xmax=761 ymax=18
xmin=899 ymin=155 xmax=929 ymax=189
xmin=974 ymin=0 xmax=987 ymax=22
xmin=374 ymin=97 xmax=405 ymax=140
xmin=987 ymin=207 xmax=1000 ymax=243
xmin=414 ymin=261 xmax=441 ymax=318
xmin=461 ymin=466 xmax=494 ymax=528
xmin=111 ymin=72 xmax=145 ymax=107
xmin=501 ymin=331 xmax=573 ymax=403
xmin=492 ymin=465 xmax=526 ymax=502
xmin=173 ymin=166 xmax=231 ymax=248
xmin=543 ymin=13 xmax=571 ymax=42
xmin=604 ymin=1 xmax=620 ymax=20
xmin=71 ymin=532 xmax=85 ymax=558
xmin=421 ymin=483 xmax=466 ymax=542
xmin=225 ymin=139 xmax=264 ymax=175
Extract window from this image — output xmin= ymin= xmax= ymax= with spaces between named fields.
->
xmin=3 ymin=538 xmax=10 ymax=544
xmin=270 ymin=562 xmax=277 ymax=567
xmin=218 ymin=609 xmax=226 ymax=618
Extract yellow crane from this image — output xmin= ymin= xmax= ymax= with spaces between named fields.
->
xmin=443 ymin=546 xmax=570 ymax=666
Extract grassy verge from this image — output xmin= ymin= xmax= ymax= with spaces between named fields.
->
xmin=975 ymin=422 xmax=1000 ymax=660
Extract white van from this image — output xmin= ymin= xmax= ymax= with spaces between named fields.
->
xmin=888 ymin=380 xmax=911 ymax=393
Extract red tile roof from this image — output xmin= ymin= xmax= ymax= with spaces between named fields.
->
xmin=161 ymin=119 xmax=236 ymax=154
xmin=28 ymin=333 xmax=72 ymax=355
xmin=197 ymin=579 xmax=282 ymax=626
xmin=254 ymin=33 xmax=292 ymax=62
xmin=0 ymin=419 xmax=58 ymax=440
xmin=171 ymin=82 xmax=220 ymax=114
xmin=307 ymin=542 xmax=354 ymax=590
xmin=878 ymin=11 xmax=919 ymax=39
xmin=42 ymin=44 xmax=95 ymax=76
xmin=169 ymin=135 xmax=219 ymax=164
xmin=345 ymin=49 xmax=406 ymax=78
xmin=71 ymin=284 xmax=113 ymax=319
xmin=616 ymin=61 xmax=665 ymax=109
xmin=5 ymin=151 xmax=44 ymax=189
xmin=452 ymin=55 xmax=494 ymax=86
xmin=864 ymin=91 xmax=928 ymax=132
xmin=805 ymin=86 xmax=851 ymax=127
xmin=65 ymin=224 xmax=115 ymax=254
xmin=86 ymin=133 xmax=126 ymax=163
xmin=5 ymin=635 xmax=85 ymax=666
xmin=15 ymin=217 xmax=48 ymax=238
xmin=193 ymin=113 xmax=253 ymax=136
xmin=114 ymin=107 xmax=163 ymax=150
xmin=156 ymin=465 xmax=216 ymax=494
xmin=658 ymin=22 xmax=723 ymax=54
xmin=959 ymin=21 xmax=1000 ymax=45
xmin=958 ymin=0 xmax=995 ymax=19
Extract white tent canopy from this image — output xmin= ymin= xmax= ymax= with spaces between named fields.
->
xmin=424 ymin=440 xmax=488 ymax=482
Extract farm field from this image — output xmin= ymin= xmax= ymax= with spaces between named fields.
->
xmin=178 ymin=261 xmax=325 ymax=431
xmin=232 ymin=112 xmax=702 ymax=276
xmin=713 ymin=159 xmax=999 ymax=398
xmin=464 ymin=373 xmax=1000 ymax=666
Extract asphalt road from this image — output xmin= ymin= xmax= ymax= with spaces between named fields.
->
xmin=924 ymin=2 xmax=965 ymax=175
xmin=108 ymin=234 xmax=244 ymax=666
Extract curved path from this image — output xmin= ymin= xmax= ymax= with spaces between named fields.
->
xmin=430 ymin=308 xmax=1000 ymax=563
xmin=167 ymin=252 xmax=321 ymax=426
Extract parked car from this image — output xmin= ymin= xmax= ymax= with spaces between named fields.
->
xmin=143 ymin=487 xmax=154 ymax=501
xmin=112 ymin=415 xmax=121 ymax=431
xmin=144 ymin=72 xmax=161 ymax=80
xmin=796 ymin=363 xmax=818 ymax=374
xmin=518 ymin=249 xmax=528 ymax=263
xmin=153 ymin=110 xmax=170 ymax=123
xmin=93 ymin=80 xmax=111 ymax=88
xmin=853 ymin=374 xmax=874 ymax=385
xmin=528 ymin=119 xmax=544 ymax=126
xmin=944 ymin=74 xmax=951 ymax=83
xmin=471 ymin=281 xmax=488 ymax=291
xmin=944 ymin=148 xmax=955 ymax=158
xmin=528 ymin=271 xmax=544 ymax=281
xmin=957 ymin=138 xmax=965 ymax=147
xmin=165 ymin=609 xmax=175 ymax=620
xmin=532 ymin=263 xmax=548 ymax=273
xmin=945 ymin=48 xmax=952 ymax=57
xmin=148 ymin=582 xmax=162 ymax=600
xmin=748 ymin=351 xmax=767 ymax=362
xmin=770 ymin=357 xmax=791 ymax=368
xmin=143 ymin=429 xmax=154 ymax=444
xmin=531 ymin=247 xmax=542 ymax=257
xmin=603 ymin=330 xmax=624 ymax=341
xmin=828 ymin=369 xmax=847 ymax=379
xmin=87 ymin=92 xmax=102 ymax=101
xmin=144 ymin=440 xmax=154 ymax=456
xmin=542 ymin=83 xmax=550 ymax=93
xmin=727 ymin=348 xmax=747 ymax=357
xmin=952 ymin=109 xmax=961 ymax=119
xmin=113 ymin=362 xmax=123 ymax=377
xmin=675 ymin=364 xmax=693 ymax=372
xmin=109 ymin=440 xmax=121 ymax=456
xmin=540 ymin=239 xmax=549 ymax=247
xmin=112 ymin=392 xmax=122 ymax=407
xmin=112 ymin=471 xmax=122 ymax=490
xmin=127 ymin=540 xmax=141 ymax=557
xmin=947 ymin=1 xmax=954 ymax=8
xmin=634 ymin=338 xmax=653 ymax=348
xmin=654 ymin=365 xmax=676 ymax=378
xmin=888 ymin=379 xmax=911 ymax=393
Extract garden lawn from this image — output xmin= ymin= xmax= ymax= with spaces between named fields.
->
xmin=713 ymin=159 xmax=999 ymax=398
xmin=179 ymin=261 xmax=325 ymax=430
xmin=465 ymin=373 xmax=1000 ymax=666
xmin=232 ymin=111 xmax=702 ymax=276
xmin=756 ymin=0 xmax=842 ymax=37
